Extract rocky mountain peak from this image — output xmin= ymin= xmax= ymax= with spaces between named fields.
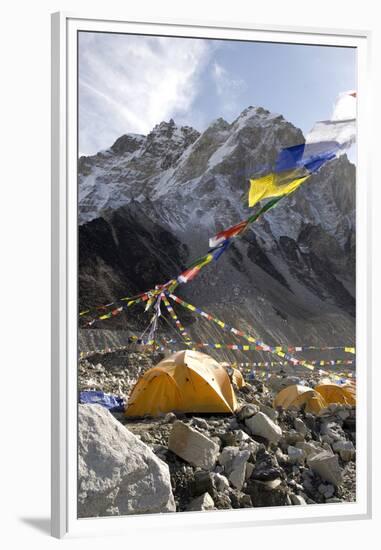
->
xmin=110 ymin=133 xmax=145 ymax=155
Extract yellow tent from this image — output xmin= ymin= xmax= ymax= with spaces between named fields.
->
xmin=125 ymin=350 xmax=238 ymax=417
xmin=231 ymin=367 xmax=245 ymax=389
xmin=273 ymin=384 xmax=327 ymax=414
xmin=315 ymin=383 xmax=356 ymax=406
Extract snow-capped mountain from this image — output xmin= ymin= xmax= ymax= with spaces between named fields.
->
xmin=78 ymin=107 xmax=355 ymax=358
xmin=78 ymin=119 xmax=200 ymax=224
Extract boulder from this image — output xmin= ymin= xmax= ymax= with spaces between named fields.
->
xmin=320 ymin=421 xmax=345 ymax=442
xmin=168 ymin=421 xmax=220 ymax=470
xmin=237 ymin=404 xmax=260 ymax=422
xmin=332 ymin=440 xmax=355 ymax=461
xmin=218 ymin=446 xmax=240 ymax=474
xmin=78 ymin=404 xmax=175 ymax=517
xmin=258 ymin=404 xmax=278 ymax=421
xmin=191 ymin=471 xmax=215 ymax=497
xmin=186 ymin=492 xmax=215 ymax=511
xmin=245 ymin=412 xmax=282 ymax=443
xmin=307 ymin=451 xmax=343 ymax=486
xmin=228 ymin=450 xmax=251 ymax=490
xmin=295 ymin=440 xmax=325 ymax=458
xmin=213 ymin=473 xmax=230 ymax=492
xmin=251 ymin=450 xmax=283 ymax=482
xmin=294 ymin=418 xmax=308 ymax=436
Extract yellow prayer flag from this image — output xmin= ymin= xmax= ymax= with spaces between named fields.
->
xmin=249 ymin=172 xmax=310 ymax=207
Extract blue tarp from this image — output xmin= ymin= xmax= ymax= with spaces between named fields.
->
xmin=79 ymin=391 xmax=125 ymax=412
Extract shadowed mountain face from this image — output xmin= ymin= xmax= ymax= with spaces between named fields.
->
xmin=78 ymin=106 xmax=355 ymax=357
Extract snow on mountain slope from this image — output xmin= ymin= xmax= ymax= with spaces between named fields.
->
xmin=78 ymin=120 xmax=200 ymax=223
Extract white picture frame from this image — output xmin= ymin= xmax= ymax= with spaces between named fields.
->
xmin=51 ymin=11 xmax=372 ymax=539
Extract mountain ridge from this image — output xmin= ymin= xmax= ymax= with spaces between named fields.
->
xmin=78 ymin=105 xmax=355 ymax=358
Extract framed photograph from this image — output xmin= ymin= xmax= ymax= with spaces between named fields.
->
xmin=51 ymin=12 xmax=371 ymax=539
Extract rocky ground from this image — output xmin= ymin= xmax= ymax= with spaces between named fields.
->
xmin=78 ymin=350 xmax=356 ymax=516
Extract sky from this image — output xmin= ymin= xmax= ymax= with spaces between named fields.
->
xmin=78 ymin=32 xmax=356 ymax=157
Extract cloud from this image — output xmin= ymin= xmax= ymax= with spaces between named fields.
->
xmin=79 ymin=32 xmax=210 ymax=155
xmin=212 ymin=61 xmax=246 ymax=114
xmin=331 ymin=90 xmax=357 ymax=121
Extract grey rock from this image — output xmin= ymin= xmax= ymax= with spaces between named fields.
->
xmin=237 ymin=404 xmax=260 ymax=422
xmin=228 ymin=450 xmax=251 ymax=490
xmin=213 ymin=473 xmax=230 ymax=492
xmin=275 ymin=447 xmax=289 ymax=465
xmin=245 ymin=412 xmax=282 ymax=443
xmin=246 ymin=440 xmax=262 ymax=457
xmin=227 ymin=418 xmax=240 ymax=430
xmin=290 ymin=493 xmax=307 ymax=505
xmin=238 ymin=494 xmax=253 ymax=508
xmin=168 ymin=421 xmax=220 ymax=470
xmin=191 ymin=471 xmax=215 ymax=497
xmin=213 ymin=492 xmax=232 ymax=509
xmin=320 ymin=421 xmax=345 ymax=442
xmin=318 ymin=483 xmax=335 ymax=499
xmin=218 ymin=446 xmax=240 ymax=474
xmin=294 ymin=418 xmax=308 ymax=436
xmin=186 ymin=492 xmax=215 ymax=511
xmin=332 ymin=439 xmax=355 ymax=461
xmin=220 ymin=432 xmax=238 ymax=447
xmin=78 ymin=404 xmax=175 ymax=517
xmin=246 ymin=478 xmax=289 ymax=507
xmin=163 ymin=412 xmax=177 ymax=424
xmin=235 ymin=429 xmax=252 ymax=445
xmin=307 ymin=451 xmax=343 ymax=486
xmin=287 ymin=445 xmax=306 ymax=465
xmin=251 ymin=454 xmax=283 ymax=482
xmin=284 ymin=429 xmax=305 ymax=445
xmin=192 ymin=417 xmax=210 ymax=430
xmin=259 ymin=403 xmax=278 ymax=421
xmin=295 ymin=440 xmax=325 ymax=458
xmin=337 ymin=408 xmax=350 ymax=421
xmin=245 ymin=462 xmax=255 ymax=480
xmin=268 ymin=375 xmax=283 ymax=392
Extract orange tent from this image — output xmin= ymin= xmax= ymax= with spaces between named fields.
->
xmin=273 ymin=384 xmax=327 ymax=414
xmin=315 ymin=383 xmax=356 ymax=406
xmin=231 ymin=367 xmax=245 ymax=389
xmin=125 ymin=350 xmax=238 ymax=417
